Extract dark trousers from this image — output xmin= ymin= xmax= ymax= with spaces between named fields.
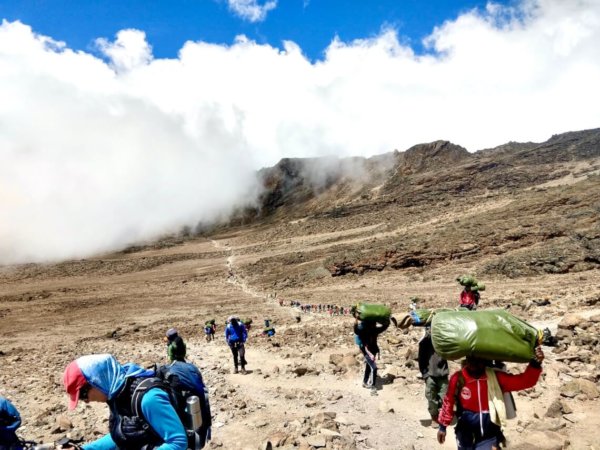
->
xmin=361 ymin=350 xmax=377 ymax=386
xmin=229 ymin=342 xmax=246 ymax=369
xmin=455 ymin=411 xmax=502 ymax=449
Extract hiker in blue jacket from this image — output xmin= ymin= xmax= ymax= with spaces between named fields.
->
xmin=225 ymin=316 xmax=248 ymax=374
xmin=63 ymin=354 xmax=187 ymax=450
xmin=0 ymin=396 xmax=23 ymax=450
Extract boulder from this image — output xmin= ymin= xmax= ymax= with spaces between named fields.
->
xmin=510 ymin=431 xmax=566 ymax=450
xmin=558 ymin=314 xmax=584 ymax=330
xmin=560 ymin=379 xmax=600 ymax=399
xmin=305 ymin=435 xmax=327 ymax=448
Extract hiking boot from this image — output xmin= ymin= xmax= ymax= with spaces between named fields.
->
xmin=241 ymin=368 xmax=247 ymax=374
xmin=362 ymin=382 xmax=370 ymax=389
xmin=233 ymin=367 xmax=239 ymax=374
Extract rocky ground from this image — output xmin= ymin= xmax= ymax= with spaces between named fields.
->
xmin=1 ymin=129 xmax=600 ymax=449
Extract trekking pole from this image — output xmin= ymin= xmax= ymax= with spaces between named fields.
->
xmin=55 ymin=437 xmax=83 ymax=450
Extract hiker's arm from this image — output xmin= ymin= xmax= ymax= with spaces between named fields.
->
xmin=375 ymin=320 xmax=390 ymax=334
xmin=417 ymin=337 xmax=432 ymax=378
xmin=496 ymin=364 xmax=542 ymax=392
xmin=81 ymin=434 xmax=116 ymax=450
xmin=0 ymin=398 xmax=21 ymax=432
xmin=141 ymin=389 xmax=187 ymax=450
xmin=437 ymin=372 xmax=460 ymax=427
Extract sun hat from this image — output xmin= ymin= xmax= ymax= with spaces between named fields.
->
xmin=63 ymin=360 xmax=88 ymax=410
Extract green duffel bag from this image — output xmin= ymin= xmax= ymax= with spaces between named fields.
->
xmin=431 ymin=309 xmax=541 ymax=363
xmin=473 ymin=282 xmax=486 ymax=292
xmin=355 ymin=303 xmax=391 ymax=322
xmin=457 ymin=275 xmax=478 ymax=287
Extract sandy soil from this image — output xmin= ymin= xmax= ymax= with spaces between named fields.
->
xmin=1 ymin=222 xmax=599 ymax=450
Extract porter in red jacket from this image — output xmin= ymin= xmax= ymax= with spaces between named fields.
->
xmin=437 ymin=347 xmax=544 ymax=449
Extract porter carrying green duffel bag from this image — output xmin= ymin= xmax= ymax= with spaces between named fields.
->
xmin=431 ymin=309 xmax=542 ymax=363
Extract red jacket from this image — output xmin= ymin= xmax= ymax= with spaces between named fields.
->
xmin=438 ymin=364 xmax=542 ymax=427
xmin=460 ymin=290 xmax=478 ymax=307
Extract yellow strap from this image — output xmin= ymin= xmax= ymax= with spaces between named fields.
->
xmin=486 ymin=368 xmax=507 ymax=428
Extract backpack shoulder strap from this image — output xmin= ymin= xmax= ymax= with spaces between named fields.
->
xmin=131 ymin=377 xmax=168 ymax=420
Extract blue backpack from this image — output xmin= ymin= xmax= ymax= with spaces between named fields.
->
xmin=131 ymin=362 xmax=212 ymax=449
xmin=226 ymin=322 xmax=245 ymax=343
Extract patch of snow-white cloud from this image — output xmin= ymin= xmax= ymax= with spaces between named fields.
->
xmin=1 ymin=0 xmax=599 ymax=263
xmin=95 ymin=29 xmax=153 ymax=72
xmin=226 ymin=0 xmax=277 ymax=23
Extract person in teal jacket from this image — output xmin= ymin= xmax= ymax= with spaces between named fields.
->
xmin=63 ymin=354 xmax=187 ymax=450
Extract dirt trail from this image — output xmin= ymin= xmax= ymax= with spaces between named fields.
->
xmin=187 ymin=326 xmax=456 ymax=450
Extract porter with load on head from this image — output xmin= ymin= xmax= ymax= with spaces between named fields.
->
xmin=352 ymin=303 xmax=392 ymax=393
xmin=431 ymin=309 xmax=545 ymax=450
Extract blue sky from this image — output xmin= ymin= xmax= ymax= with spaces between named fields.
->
xmin=1 ymin=0 xmax=599 ymax=263
xmin=1 ymin=0 xmax=511 ymax=61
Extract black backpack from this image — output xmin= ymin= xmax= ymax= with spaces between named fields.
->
xmin=130 ymin=365 xmax=211 ymax=449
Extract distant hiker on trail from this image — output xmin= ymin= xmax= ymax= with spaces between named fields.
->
xmin=0 ymin=396 xmax=23 ymax=450
xmin=63 ymin=354 xmax=188 ymax=450
xmin=457 ymin=275 xmax=484 ymax=310
xmin=165 ymin=328 xmax=187 ymax=362
xmin=436 ymin=347 xmax=545 ymax=449
xmin=262 ymin=319 xmax=276 ymax=337
xmin=225 ymin=316 xmax=248 ymax=374
xmin=352 ymin=306 xmax=390 ymax=393
xmin=204 ymin=320 xmax=216 ymax=342
xmin=459 ymin=285 xmax=480 ymax=310
xmin=418 ymin=327 xmax=449 ymax=425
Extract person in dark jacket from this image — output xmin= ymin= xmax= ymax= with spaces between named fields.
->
xmin=437 ymin=347 xmax=545 ymax=449
xmin=164 ymin=328 xmax=187 ymax=363
xmin=225 ymin=316 xmax=248 ymax=374
xmin=0 ymin=396 xmax=22 ymax=450
xmin=418 ymin=327 xmax=449 ymax=424
xmin=63 ymin=354 xmax=187 ymax=450
xmin=353 ymin=312 xmax=390 ymax=392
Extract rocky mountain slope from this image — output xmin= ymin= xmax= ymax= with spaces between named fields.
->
xmin=1 ymin=128 xmax=599 ymax=450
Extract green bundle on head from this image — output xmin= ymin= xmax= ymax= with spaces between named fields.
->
xmin=457 ymin=275 xmax=478 ymax=287
xmin=472 ymin=282 xmax=486 ymax=292
xmin=356 ymin=303 xmax=391 ymax=321
xmin=241 ymin=318 xmax=253 ymax=325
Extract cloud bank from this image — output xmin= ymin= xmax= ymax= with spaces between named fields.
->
xmin=1 ymin=0 xmax=599 ymax=264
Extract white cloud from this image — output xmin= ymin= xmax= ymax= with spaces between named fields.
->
xmin=227 ymin=0 xmax=277 ymax=23
xmin=1 ymin=0 xmax=599 ymax=263
xmin=95 ymin=29 xmax=153 ymax=72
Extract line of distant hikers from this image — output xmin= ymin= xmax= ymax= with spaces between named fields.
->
xmin=2 ymin=275 xmax=552 ymax=450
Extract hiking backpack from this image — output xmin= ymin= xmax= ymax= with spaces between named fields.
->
xmin=131 ymin=364 xmax=212 ymax=449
